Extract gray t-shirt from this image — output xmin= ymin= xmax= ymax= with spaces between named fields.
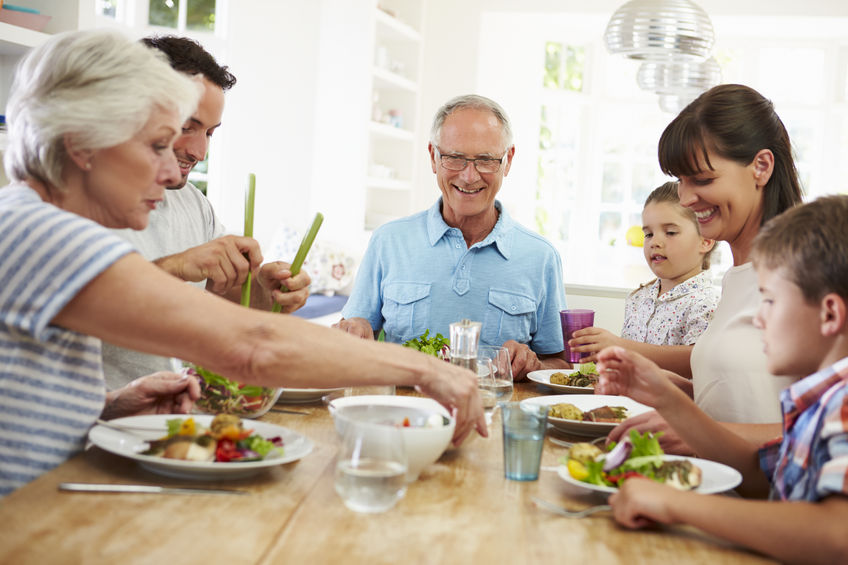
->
xmin=101 ymin=183 xmax=226 ymax=389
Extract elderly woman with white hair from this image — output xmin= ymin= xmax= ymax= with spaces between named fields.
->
xmin=0 ymin=30 xmax=485 ymax=497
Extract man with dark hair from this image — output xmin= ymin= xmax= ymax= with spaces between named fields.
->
xmin=102 ymin=36 xmax=310 ymax=389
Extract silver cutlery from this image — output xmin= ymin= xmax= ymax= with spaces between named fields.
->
xmin=548 ymin=435 xmax=607 ymax=449
xmin=59 ymin=482 xmax=249 ymax=496
xmin=95 ymin=418 xmax=164 ymax=433
xmin=531 ymin=497 xmax=611 ymax=518
xmin=268 ymin=407 xmax=310 ymax=415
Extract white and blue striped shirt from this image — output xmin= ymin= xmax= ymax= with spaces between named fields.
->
xmin=0 ymin=183 xmax=133 ymax=496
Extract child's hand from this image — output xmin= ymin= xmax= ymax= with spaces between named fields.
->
xmin=609 ymin=478 xmax=685 ymax=529
xmin=568 ymin=327 xmax=621 ymax=362
xmin=606 ymin=411 xmax=695 ymax=455
xmin=595 ymin=346 xmax=675 ymax=408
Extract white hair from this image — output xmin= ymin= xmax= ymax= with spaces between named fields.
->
xmin=429 ymin=94 xmax=514 ymax=150
xmin=4 ymin=29 xmax=201 ymax=189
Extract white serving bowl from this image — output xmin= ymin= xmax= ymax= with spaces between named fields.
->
xmin=328 ymin=395 xmax=455 ymax=482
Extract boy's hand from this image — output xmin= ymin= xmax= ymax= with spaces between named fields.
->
xmin=568 ymin=327 xmax=621 ymax=363
xmin=610 ymin=478 xmax=685 ymax=529
xmin=607 ymin=411 xmax=696 ymax=455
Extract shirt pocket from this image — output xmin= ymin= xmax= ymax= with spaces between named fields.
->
xmin=482 ymin=289 xmax=536 ymax=345
xmin=382 ymin=282 xmax=431 ymax=342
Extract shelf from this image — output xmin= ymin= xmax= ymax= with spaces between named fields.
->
xmin=0 ymin=22 xmax=48 ymax=55
xmin=372 ymin=66 xmax=418 ymax=92
xmin=369 ymin=120 xmax=414 ymax=141
xmin=375 ymin=8 xmax=420 ymax=43
xmin=366 ymin=177 xmax=412 ymax=191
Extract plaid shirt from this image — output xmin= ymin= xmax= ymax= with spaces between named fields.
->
xmin=759 ymin=356 xmax=848 ymax=501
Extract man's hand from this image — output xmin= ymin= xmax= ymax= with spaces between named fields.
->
xmin=333 ymin=317 xmax=375 ymax=340
xmin=154 ymin=235 xmax=263 ymax=295
xmin=256 ymin=261 xmax=311 ymax=313
xmin=502 ymin=340 xmax=571 ymax=381
xmin=102 ymin=372 xmax=201 ymax=420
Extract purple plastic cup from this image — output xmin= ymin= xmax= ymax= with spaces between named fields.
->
xmin=560 ymin=309 xmax=595 ymax=364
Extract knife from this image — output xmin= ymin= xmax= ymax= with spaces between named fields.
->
xmin=59 ymin=482 xmax=249 ymax=496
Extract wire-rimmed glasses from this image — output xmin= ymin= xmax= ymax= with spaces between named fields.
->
xmin=434 ymin=146 xmax=507 ymax=174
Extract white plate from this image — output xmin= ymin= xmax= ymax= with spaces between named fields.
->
xmin=277 ymin=387 xmax=344 ymax=404
xmin=520 ymin=394 xmax=653 ymax=437
xmin=556 ymin=455 xmax=743 ymax=495
xmin=88 ymin=415 xmax=313 ymax=480
xmin=527 ymin=369 xmax=595 ymax=394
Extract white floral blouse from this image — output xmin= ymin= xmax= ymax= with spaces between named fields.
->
xmin=621 ymin=271 xmax=720 ymax=346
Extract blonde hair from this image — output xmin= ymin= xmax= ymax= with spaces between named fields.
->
xmin=4 ymin=29 xmax=201 ymax=190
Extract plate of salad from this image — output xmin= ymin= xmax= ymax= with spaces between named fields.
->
xmin=527 ymin=363 xmax=600 ymax=394
xmin=88 ymin=414 xmax=313 ymax=480
xmin=557 ymin=430 xmax=742 ymax=495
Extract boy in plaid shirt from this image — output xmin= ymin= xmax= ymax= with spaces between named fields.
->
xmin=595 ymin=195 xmax=848 ymax=564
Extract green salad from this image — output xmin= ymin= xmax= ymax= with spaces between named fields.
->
xmin=402 ymin=330 xmax=450 ymax=360
xmin=563 ymin=430 xmax=702 ymax=490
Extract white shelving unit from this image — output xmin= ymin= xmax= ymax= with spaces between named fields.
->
xmin=0 ymin=1 xmax=93 ymax=185
xmin=364 ymin=0 xmax=424 ymax=231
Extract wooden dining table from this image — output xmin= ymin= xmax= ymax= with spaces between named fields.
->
xmin=0 ymin=381 xmax=776 ymax=565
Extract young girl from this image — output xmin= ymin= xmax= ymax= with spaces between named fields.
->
xmin=569 ymin=182 xmax=718 ymax=380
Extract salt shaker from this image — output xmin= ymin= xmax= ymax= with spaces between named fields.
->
xmin=449 ymin=319 xmax=481 ymax=373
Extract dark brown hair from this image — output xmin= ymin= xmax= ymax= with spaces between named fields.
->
xmin=142 ymin=35 xmax=236 ymax=91
xmin=752 ymin=195 xmax=848 ymax=305
xmin=644 ymin=181 xmax=713 ymax=270
xmin=658 ymin=84 xmax=802 ymax=226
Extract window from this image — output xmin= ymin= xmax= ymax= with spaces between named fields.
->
xmin=148 ymin=0 xmax=217 ymax=32
xmin=478 ymin=13 xmax=848 ymax=287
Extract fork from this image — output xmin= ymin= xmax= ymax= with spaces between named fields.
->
xmin=531 ymin=497 xmax=611 ymax=518
xmin=548 ymin=435 xmax=607 ymax=449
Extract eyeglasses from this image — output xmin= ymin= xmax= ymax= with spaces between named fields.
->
xmin=434 ymin=147 xmax=507 ymax=174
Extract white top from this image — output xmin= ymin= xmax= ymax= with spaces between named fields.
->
xmin=0 ymin=183 xmax=134 ymax=496
xmin=101 ymin=184 xmax=226 ymax=389
xmin=621 ymin=271 xmax=719 ymax=346
xmin=691 ymin=262 xmax=797 ymax=423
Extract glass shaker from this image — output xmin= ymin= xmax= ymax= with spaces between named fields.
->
xmin=449 ymin=319 xmax=482 ymax=373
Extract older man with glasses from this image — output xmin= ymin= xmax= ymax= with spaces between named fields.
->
xmin=335 ymin=94 xmax=570 ymax=379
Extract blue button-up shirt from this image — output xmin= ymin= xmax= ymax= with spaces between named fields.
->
xmin=342 ymin=199 xmax=566 ymax=353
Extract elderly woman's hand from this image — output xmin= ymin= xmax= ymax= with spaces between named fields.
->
xmin=101 ymin=371 xmax=201 ymax=420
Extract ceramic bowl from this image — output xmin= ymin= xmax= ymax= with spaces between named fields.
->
xmin=328 ymin=395 xmax=455 ymax=482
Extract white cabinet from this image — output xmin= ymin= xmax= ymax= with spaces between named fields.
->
xmin=0 ymin=1 xmax=93 ymax=185
xmin=364 ymin=0 xmax=424 ymax=230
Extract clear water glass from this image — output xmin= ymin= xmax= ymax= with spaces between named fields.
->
xmin=479 ymin=345 xmax=514 ymax=404
xmin=501 ymin=402 xmax=548 ymax=481
xmin=334 ymin=419 xmax=408 ymax=513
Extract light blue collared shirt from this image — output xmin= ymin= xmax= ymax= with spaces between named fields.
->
xmin=342 ymin=199 xmax=566 ymax=353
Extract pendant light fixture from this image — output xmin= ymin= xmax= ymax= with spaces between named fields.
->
xmin=604 ymin=0 xmax=721 ymax=112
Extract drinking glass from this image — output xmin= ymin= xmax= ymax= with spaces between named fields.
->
xmin=476 ymin=356 xmax=496 ymax=426
xmin=334 ymin=419 xmax=408 ymax=513
xmin=560 ymin=309 xmax=595 ymax=364
xmin=501 ymin=402 xmax=548 ymax=481
xmin=478 ymin=345 xmax=513 ymax=405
